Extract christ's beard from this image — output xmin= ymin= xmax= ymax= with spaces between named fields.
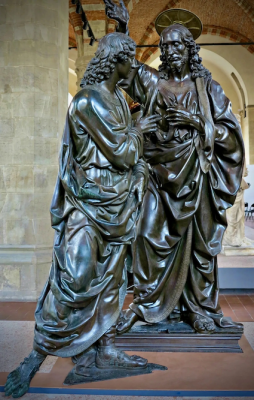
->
xmin=168 ymin=51 xmax=189 ymax=73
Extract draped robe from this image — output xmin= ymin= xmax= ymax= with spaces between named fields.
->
xmin=33 ymin=86 xmax=147 ymax=357
xmin=120 ymin=64 xmax=244 ymax=325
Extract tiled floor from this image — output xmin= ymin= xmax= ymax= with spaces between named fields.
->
xmin=245 ymin=219 xmax=254 ymax=229
xmin=1 ymin=223 xmax=254 ymax=399
xmin=1 ymin=295 xmax=254 ymax=398
xmin=1 ymin=294 xmax=254 ymax=322
xmin=1 ymin=396 xmax=254 ymax=400
xmin=219 ymin=294 xmax=254 ymax=322
xmin=1 ymin=332 xmax=254 ymax=396
xmin=1 ymin=397 xmax=254 ymax=400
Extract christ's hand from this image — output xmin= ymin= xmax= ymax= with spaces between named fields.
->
xmin=103 ymin=0 xmax=129 ymax=32
xmin=166 ymin=107 xmax=202 ymax=132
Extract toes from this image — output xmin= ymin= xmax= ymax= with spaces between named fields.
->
xmin=131 ymin=355 xmax=146 ymax=361
xmin=5 ymin=384 xmax=18 ymax=397
xmin=193 ymin=321 xmax=206 ymax=332
xmin=4 ymin=386 xmax=14 ymax=396
xmin=12 ymin=382 xmax=30 ymax=399
xmin=194 ymin=319 xmax=215 ymax=333
xmin=4 ymin=381 xmax=15 ymax=392
xmin=116 ymin=323 xmax=128 ymax=333
xmin=131 ymin=355 xmax=148 ymax=366
xmin=206 ymin=323 xmax=215 ymax=332
xmin=203 ymin=319 xmax=215 ymax=331
xmin=5 ymin=377 xmax=20 ymax=396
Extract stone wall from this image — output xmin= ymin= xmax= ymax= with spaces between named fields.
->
xmin=0 ymin=0 xmax=69 ymax=300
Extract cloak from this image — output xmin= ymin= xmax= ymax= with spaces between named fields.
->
xmin=121 ymin=64 xmax=244 ymax=325
xmin=33 ymin=86 xmax=147 ymax=357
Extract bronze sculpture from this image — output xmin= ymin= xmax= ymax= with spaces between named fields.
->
xmin=4 ymin=2 xmax=245 ymax=396
xmin=104 ymin=1 xmax=245 ymax=335
xmin=4 ymin=32 xmax=162 ymax=398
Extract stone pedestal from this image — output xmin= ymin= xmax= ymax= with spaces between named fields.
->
xmin=221 ymin=242 xmax=254 ymax=256
xmin=115 ymin=321 xmax=243 ymax=353
xmin=0 ymin=0 xmax=69 ymax=300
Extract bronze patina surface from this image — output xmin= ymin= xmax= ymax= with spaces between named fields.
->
xmin=104 ymin=0 xmax=244 ymax=338
xmin=155 ymin=8 xmax=203 ymax=39
xmin=115 ymin=320 xmax=244 ymax=353
xmin=5 ymin=2 xmax=245 ymax=395
xmin=4 ymin=32 xmax=164 ymax=398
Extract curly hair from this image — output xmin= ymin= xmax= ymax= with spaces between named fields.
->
xmin=80 ymin=32 xmax=136 ymax=87
xmin=158 ymin=24 xmax=211 ymax=80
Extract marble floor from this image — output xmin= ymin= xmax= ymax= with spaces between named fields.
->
xmin=1 ymin=222 xmax=254 ymax=399
xmin=0 ymin=296 xmax=254 ymax=400
xmin=1 ymin=396 xmax=254 ymax=400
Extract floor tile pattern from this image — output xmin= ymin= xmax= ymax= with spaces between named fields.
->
xmin=1 ymin=396 xmax=254 ymax=400
xmin=0 ymin=321 xmax=57 ymax=373
xmin=1 ymin=294 xmax=254 ymax=322
xmin=1 ymin=295 xmax=254 ymax=398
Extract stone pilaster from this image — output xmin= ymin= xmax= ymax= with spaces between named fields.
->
xmin=0 ymin=0 xmax=69 ymax=300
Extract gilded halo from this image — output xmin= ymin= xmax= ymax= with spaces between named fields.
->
xmin=155 ymin=8 xmax=203 ymax=40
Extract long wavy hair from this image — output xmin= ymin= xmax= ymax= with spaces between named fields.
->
xmin=80 ymin=33 xmax=136 ymax=87
xmin=158 ymin=24 xmax=211 ymax=80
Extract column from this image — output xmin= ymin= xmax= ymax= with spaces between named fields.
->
xmin=0 ymin=0 xmax=69 ymax=300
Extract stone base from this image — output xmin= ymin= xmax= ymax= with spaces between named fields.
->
xmin=221 ymin=244 xmax=254 ymax=256
xmin=115 ymin=321 xmax=243 ymax=353
xmin=64 ymin=363 xmax=167 ymax=385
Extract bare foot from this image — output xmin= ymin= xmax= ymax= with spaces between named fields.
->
xmin=116 ymin=308 xmax=139 ymax=335
xmin=4 ymin=350 xmax=46 ymax=398
xmin=185 ymin=313 xmax=215 ymax=333
xmin=218 ymin=316 xmax=243 ymax=330
xmin=96 ymin=344 xmax=147 ymax=369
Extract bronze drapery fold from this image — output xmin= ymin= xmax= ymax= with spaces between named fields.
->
xmin=121 ymin=65 xmax=244 ymax=325
xmin=33 ymin=86 xmax=147 ymax=357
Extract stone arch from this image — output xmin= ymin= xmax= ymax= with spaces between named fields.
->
xmin=140 ymin=25 xmax=254 ymax=63
xmin=135 ymin=0 xmax=254 ymax=61
xmin=135 ymin=0 xmax=180 ymax=60
xmin=127 ymin=0 xmax=254 ymax=22
xmin=69 ymin=0 xmax=83 ymax=47
xmin=233 ymin=0 xmax=254 ymax=22
xmin=69 ymin=0 xmax=108 ymax=47
xmin=202 ymin=26 xmax=254 ymax=54
xmin=139 ymin=39 xmax=159 ymax=63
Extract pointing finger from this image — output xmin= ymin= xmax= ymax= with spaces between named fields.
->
xmin=103 ymin=0 xmax=115 ymax=10
xmin=119 ymin=0 xmax=127 ymax=9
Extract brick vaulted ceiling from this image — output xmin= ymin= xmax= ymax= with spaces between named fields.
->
xmin=69 ymin=0 xmax=254 ymax=60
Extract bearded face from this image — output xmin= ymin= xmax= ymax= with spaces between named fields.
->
xmin=160 ymin=29 xmax=189 ymax=73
